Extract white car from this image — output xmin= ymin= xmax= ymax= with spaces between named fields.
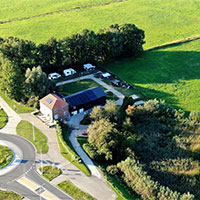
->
xmin=48 ymin=72 xmax=61 ymax=80
xmin=63 ymin=68 xmax=77 ymax=76
xmin=83 ymin=63 xmax=96 ymax=71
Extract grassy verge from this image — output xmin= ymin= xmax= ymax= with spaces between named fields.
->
xmin=0 ymin=91 xmax=35 ymax=113
xmin=106 ymin=91 xmax=119 ymax=101
xmin=40 ymin=165 xmax=62 ymax=181
xmin=0 ymin=145 xmax=13 ymax=169
xmin=0 ymin=190 xmax=22 ymax=200
xmin=56 ymin=79 xmax=104 ymax=96
xmin=0 ymin=108 xmax=8 ymax=129
xmin=56 ymin=122 xmax=91 ymax=176
xmin=57 ymin=180 xmax=96 ymax=200
xmin=16 ymin=120 xmax=48 ymax=153
xmin=76 ymin=137 xmax=138 ymax=199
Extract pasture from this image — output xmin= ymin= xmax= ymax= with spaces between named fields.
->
xmin=0 ymin=0 xmax=199 ymax=48
xmin=104 ymin=39 xmax=200 ymax=112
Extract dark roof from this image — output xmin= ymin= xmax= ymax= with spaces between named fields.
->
xmin=64 ymin=87 xmax=106 ymax=108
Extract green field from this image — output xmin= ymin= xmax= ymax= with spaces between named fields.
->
xmin=0 ymin=108 xmax=8 ymax=129
xmin=0 ymin=0 xmax=199 ymax=48
xmin=104 ymin=40 xmax=200 ymax=112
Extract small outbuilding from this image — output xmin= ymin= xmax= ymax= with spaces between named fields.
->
xmin=101 ymin=72 xmax=111 ymax=79
xmin=63 ymin=86 xmax=106 ymax=115
xmin=83 ymin=63 xmax=96 ymax=71
xmin=63 ymin=68 xmax=77 ymax=76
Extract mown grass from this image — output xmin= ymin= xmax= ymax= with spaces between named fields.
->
xmin=0 ymin=91 xmax=35 ymax=113
xmin=0 ymin=145 xmax=13 ymax=169
xmin=0 ymin=0 xmax=199 ymax=48
xmin=0 ymin=108 xmax=8 ymax=129
xmin=57 ymin=79 xmax=103 ymax=96
xmin=57 ymin=123 xmax=91 ymax=176
xmin=76 ymin=137 xmax=138 ymax=200
xmin=0 ymin=190 xmax=22 ymax=200
xmin=104 ymin=40 xmax=200 ymax=112
xmin=16 ymin=120 xmax=48 ymax=153
xmin=57 ymin=180 xmax=96 ymax=200
xmin=40 ymin=165 xmax=62 ymax=181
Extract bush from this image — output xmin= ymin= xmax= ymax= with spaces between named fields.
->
xmin=27 ymin=96 xmax=39 ymax=108
xmin=189 ymin=111 xmax=200 ymax=122
xmin=106 ymin=165 xmax=119 ymax=176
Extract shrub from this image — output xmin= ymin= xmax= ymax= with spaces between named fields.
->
xmin=80 ymin=114 xmax=92 ymax=125
xmin=189 ymin=111 xmax=200 ymax=122
xmin=106 ymin=165 xmax=119 ymax=176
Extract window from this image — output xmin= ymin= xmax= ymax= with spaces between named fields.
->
xmin=54 ymin=109 xmax=58 ymax=113
xmin=62 ymin=106 xmax=65 ymax=111
xmin=64 ymin=111 xmax=68 ymax=116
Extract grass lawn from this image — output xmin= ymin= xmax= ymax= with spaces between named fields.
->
xmin=0 ymin=145 xmax=13 ymax=169
xmin=16 ymin=120 xmax=48 ymax=153
xmin=57 ymin=180 xmax=96 ymax=200
xmin=0 ymin=91 xmax=35 ymax=113
xmin=0 ymin=108 xmax=8 ymax=129
xmin=104 ymin=40 xmax=200 ymax=113
xmin=0 ymin=0 xmax=199 ymax=48
xmin=0 ymin=190 xmax=22 ymax=200
xmin=40 ymin=165 xmax=62 ymax=181
xmin=57 ymin=79 xmax=104 ymax=96
xmin=76 ymin=136 xmax=138 ymax=200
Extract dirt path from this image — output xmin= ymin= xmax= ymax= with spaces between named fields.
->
xmin=0 ymin=0 xmax=128 ymax=24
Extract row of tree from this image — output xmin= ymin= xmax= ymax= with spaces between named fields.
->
xmin=0 ymin=23 xmax=145 ymax=75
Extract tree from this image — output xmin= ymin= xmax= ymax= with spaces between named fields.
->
xmin=0 ymin=53 xmax=24 ymax=101
xmin=0 ymin=37 xmax=36 ymax=73
xmin=88 ymin=118 xmax=123 ymax=161
xmin=25 ymin=66 xmax=51 ymax=97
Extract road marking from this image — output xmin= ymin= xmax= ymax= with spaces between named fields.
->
xmin=17 ymin=176 xmax=40 ymax=191
xmin=41 ymin=190 xmax=59 ymax=200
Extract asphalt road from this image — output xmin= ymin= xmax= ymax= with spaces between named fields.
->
xmin=0 ymin=133 xmax=74 ymax=200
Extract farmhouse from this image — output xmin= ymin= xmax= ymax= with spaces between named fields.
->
xmin=39 ymin=93 xmax=69 ymax=122
xmin=63 ymin=86 xmax=106 ymax=115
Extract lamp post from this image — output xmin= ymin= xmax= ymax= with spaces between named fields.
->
xmin=32 ymin=122 xmax=35 ymax=142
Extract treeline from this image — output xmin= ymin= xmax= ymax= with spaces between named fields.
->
xmin=0 ymin=23 xmax=144 ymax=102
xmin=82 ymin=98 xmax=200 ymax=199
xmin=0 ymin=23 xmax=145 ymax=75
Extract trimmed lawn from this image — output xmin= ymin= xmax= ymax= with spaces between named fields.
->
xmin=0 ymin=0 xmax=199 ymax=48
xmin=40 ymin=165 xmax=62 ymax=181
xmin=57 ymin=79 xmax=103 ymax=96
xmin=0 ymin=190 xmax=22 ymax=200
xmin=58 ymin=180 xmax=96 ymax=200
xmin=0 ymin=108 xmax=8 ymax=129
xmin=104 ymin=40 xmax=200 ymax=112
xmin=16 ymin=120 xmax=48 ymax=153
xmin=0 ymin=145 xmax=13 ymax=169
xmin=0 ymin=92 xmax=35 ymax=113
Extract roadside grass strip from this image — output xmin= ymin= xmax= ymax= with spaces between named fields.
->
xmin=17 ymin=177 xmax=40 ymax=191
xmin=41 ymin=190 xmax=59 ymax=200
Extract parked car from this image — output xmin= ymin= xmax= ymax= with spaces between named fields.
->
xmin=101 ymin=72 xmax=111 ymax=79
xmin=63 ymin=68 xmax=77 ymax=76
xmin=48 ymin=72 xmax=61 ymax=80
xmin=111 ymin=79 xmax=121 ymax=87
xmin=82 ymin=131 xmax=89 ymax=135
xmin=83 ymin=63 xmax=96 ymax=71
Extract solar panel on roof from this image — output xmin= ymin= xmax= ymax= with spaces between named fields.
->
xmin=46 ymin=98 xmax=52 ymax=104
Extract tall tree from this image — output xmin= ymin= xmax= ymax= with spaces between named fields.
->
xmin=0 ymin=53 xmax=24 ymax=101
xmin=25 ymin=66 xmax=51 ymax=97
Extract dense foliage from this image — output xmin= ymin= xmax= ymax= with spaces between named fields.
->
xmin=0 ymin=23 xmax=144 ymax=75
xmin=85 ymin=99 xmax=200 ymax=199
